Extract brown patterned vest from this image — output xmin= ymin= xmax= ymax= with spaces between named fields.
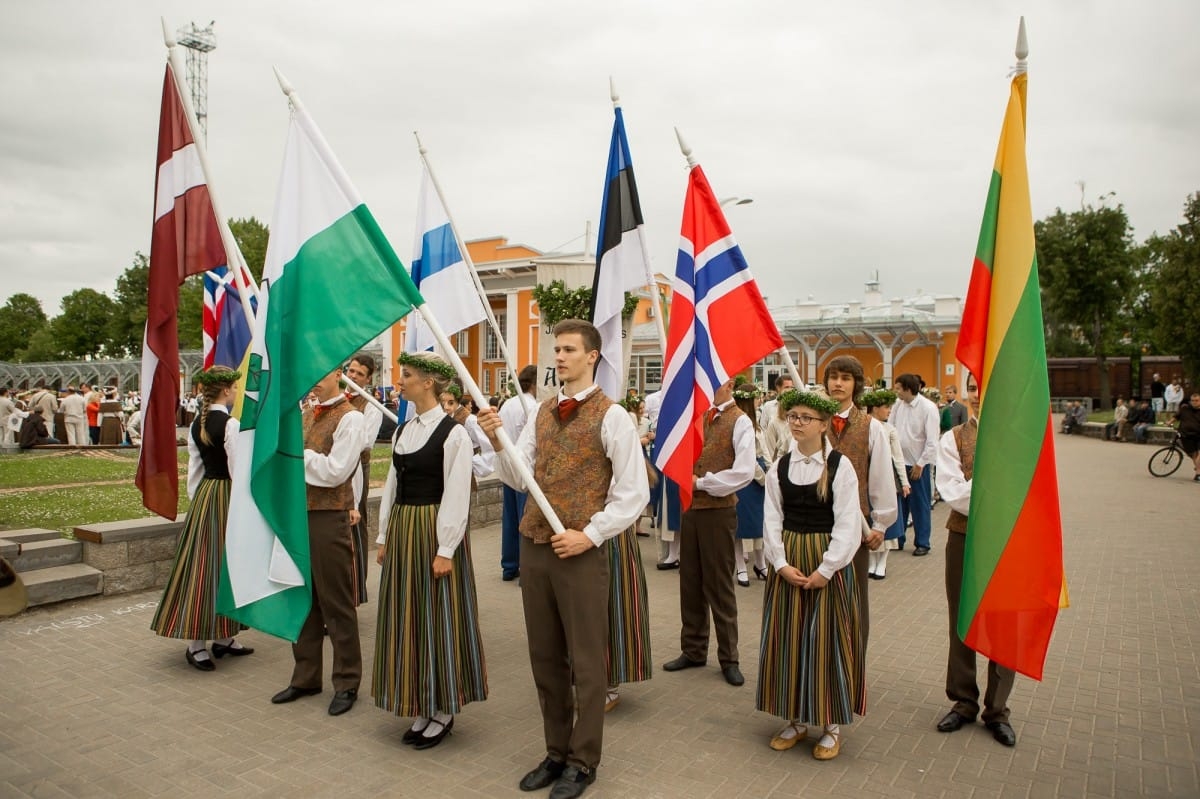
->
xmin=302 ymin=399 xmax=356 ymax=511
xmin=827 ymin=406 xmax=871 ymax=523
xmin=348 ymin=393 xmax=371 ymax=466
xmin=520 ymin=390 xmax=614 ymax=543
xmin=946 ymin=419 xmax=977 ymax=534
xmin=691 ymin=405 xmax=744 ymax=510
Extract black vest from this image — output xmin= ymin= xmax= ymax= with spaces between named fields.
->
xmin=192 ymin=410 xmax=231 ymax=480
xmin=392 ymin=415 xmax=457 ymax=507
xmin=777 ymin=450 xmax=843 ymax=533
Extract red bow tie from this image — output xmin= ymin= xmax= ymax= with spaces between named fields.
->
xmin=705 ymin=407 xmax=719 ymax=426
xmin=831 ymin=415 xmax=847 ymax=435
xmin=313 ymin=403 xmax=333 ymax=419
xmin=557 ymin=397 xmax=579 ymax=421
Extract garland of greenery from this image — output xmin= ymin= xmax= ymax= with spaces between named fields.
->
xmin=732 ymin=384 xmax=762 ymax=400
xmin=618 ymin=394 xmax=644 ymax=411
xmin=777 ymin=389 xmax=841 ymax=417
xmin=532 ymin=279 xmax=641 ymax=327
xmin=860 ymin=389 xmax=898 ymax=408
xmin=396 ymin=351 xmax=457 ymax=381
xmin=194 ymin=367 xmax=242 ymax=386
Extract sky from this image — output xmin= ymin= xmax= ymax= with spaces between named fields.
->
xmin=2 ymin=1 xmax=1198 ymax=319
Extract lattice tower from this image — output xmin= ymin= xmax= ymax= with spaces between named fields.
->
xmin=176 ymin=21 xmax=216 ymax=141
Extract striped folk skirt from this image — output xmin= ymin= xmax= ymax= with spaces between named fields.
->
xmin=755 ymin=530 xmax=864 ymax=725
xmin=605 ymin=527 xmax=653 ymax=685
xmin=373 ymin=503 xmax=488 ymax=717
xmin=151 ymin=477 xmax=242 ymax=640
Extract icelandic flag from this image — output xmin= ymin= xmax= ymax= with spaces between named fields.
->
xmin=405 ymin=164 xmax=487 ymax=354
xmin=591 ymin=106 xmax=651 ymax=400
xmin=651 ymin=164 xmax=782 ymax=510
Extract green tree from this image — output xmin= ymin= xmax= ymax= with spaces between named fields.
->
xmin=178 ymin=276 xmax=204 ymax=350
xmin=51 ymin=288 xmax=116 ymax=358
xmin=1036 ymin=200 xmax=1137 ymax=409
xmin=17 ymin=325 xmax=66 ymax=362
xmin=229 ymin=216 xmax=269 ymax=283
xmin=108 ymin=252 xmax=149 ymax=357
xmin=0 ymin=293 xmax=48 ymax=361
xmin=1146 ymin=192 xmax=1200 ymax=381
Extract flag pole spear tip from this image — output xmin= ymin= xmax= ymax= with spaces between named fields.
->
xmin=1015 ymin=16 xmax=1029 ymax=64
xmin=413 ymin=130 xmax=427 ymax=156
xmin=674 ymin=127 xmax=697 ymax=168
xmin=273 ymin=66 xmax=295 ymax=99
xmin=160 ymin=17 xmax=176 ymax=48
xmin=609 ymin=76 xmax=620 ymax=108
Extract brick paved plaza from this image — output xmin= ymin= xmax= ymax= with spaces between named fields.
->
xmin=1 ymin=432 xmax=1197 ymax=798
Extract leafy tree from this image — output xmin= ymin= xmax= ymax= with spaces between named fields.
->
xmin=0 ymin=293 xmax=48 ymax=361
xmin=1146 ymin=192 xmax=1200 ymax=381
xmin=1036 ymin=200 xmax=1137 ymax=409
xmin=229 ymin=216 xmax=269 ymax=283
xmin=52 ymin=288 xmax=116 ymax=358
xmin=108 ymin=252 xmax=149 ymax=357
xmin=178 ymin=276 xmax=204 ymax=350
xmin=17 ymin=324 xmax=66 ymax=362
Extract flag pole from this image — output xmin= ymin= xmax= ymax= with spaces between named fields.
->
xmin=674 ymin=128 xmax=799 ymax=389
xmin=271 ymin=68 xmax=564 ymax=536
xmin=161 ymin=18 xmax=257 ymax=332
xmin=340 ymin=375 xmax=399 ymax=424
xmin=611 ymin=78 xmax=669 ymax=367
xmin=413 ymin=132 xmax=522 ymax=387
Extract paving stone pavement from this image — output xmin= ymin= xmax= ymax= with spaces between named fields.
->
xmin=1 ymin=433 xmax=1197 ymax=798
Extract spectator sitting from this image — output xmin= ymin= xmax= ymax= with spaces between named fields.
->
xmin=1130 ymin=401 xmax=1156 ymax=444
xmin=1061 ymin=401 xmax=1088 ymax=434
xmin=19 ymin=409 xmax=59 ymax=449
xmin=1105 ymin=399 xmax=1128 ymax=441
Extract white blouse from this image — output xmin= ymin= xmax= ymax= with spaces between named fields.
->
xmin=763 ymin=440 xmax=862 ymax=579
xmin=376 ymin=405 xmax=473 ymax=559
xmin=185 ymin=406 xmax=239 ymax=501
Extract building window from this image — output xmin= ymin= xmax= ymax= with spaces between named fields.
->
xmin=455 ymin=330 xmax=469 ymax=356
xmin=485 ymin=312 xmax=506 ymax=360
xmin=481 ymin=369 xmax=491 ymax=395
xmin=496 ymin=368 xmax=509 ymax=397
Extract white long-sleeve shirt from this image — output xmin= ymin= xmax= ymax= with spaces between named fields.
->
xmin=186 ymin=406 xmax=239 ymax=501
xmin=494 ymin=384 xmax=649 ymax=548
xmin=763 ymin=440 xmax=862 ymax=579
xmin=882 ymin=421 xmax=910 ymax=491
xmin=462 ymin=414 xmax=496 ymax=478
xmin=694 ymin=400 xmax=756 ymax=498
xmin=935 ymin=422 xmax=974 ymax=518
xmin=890 ymin=393 xmax=941 ymax=468
xmin=304 ymin=397 xmax=366 ymax=502
xmin=499 ymin=391 xmax=537 ymax=442
xmin=831 ymin=408 xmax=899 ymax=533
xmin=357 ymin=399 xmax=382 ymax=453
xmin=376 ymin=405 xmax=473 ymax=559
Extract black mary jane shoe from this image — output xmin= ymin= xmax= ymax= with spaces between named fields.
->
xmin=212 ymin=641 xmax=255 ymax=658
xmin=185 ymin=648 xmax=215 ymax=672
xmin=402 ymin=720 xmax=430 ymax=745
xmin=736 ymin=573 xmax=750 ymax=588
xmin=412 ymin=717 xmax=453 ymax=750
xmin=753 ymin=565 xmax=768 ymax=581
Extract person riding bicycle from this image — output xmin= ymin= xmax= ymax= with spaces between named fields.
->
xmin=1173 ymin=391 xmax=1200 ymax=483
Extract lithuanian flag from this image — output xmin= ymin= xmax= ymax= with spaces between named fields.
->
xmin=955 ymin=66 xmax=1064 ymax=681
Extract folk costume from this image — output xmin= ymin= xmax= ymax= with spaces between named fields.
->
xmin=346 ymin=391 xmax=382 ymax=606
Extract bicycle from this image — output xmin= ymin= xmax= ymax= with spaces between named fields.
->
xmin=1147 ymin=431 xmax=1187 ymax=477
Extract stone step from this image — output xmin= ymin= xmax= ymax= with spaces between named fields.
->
xmin=1 ymin=528 xmax=64 ymax=546
xmin=11 ymin=539 xmax=81 ymax=572
xmin=0 ymin=539 xmax=17 ymax=560
xmin=20 ymin=563 xmax=103 ymax=607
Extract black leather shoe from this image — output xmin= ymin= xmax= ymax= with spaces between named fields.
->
xmin=402 ymin=722 xmax=429 ymax=745
xmin=722 ymin=665 xmax=745 ymax=686
xmin=519 ymin=757 xmax=566 ymax=791
xmin=736 ymin=573 xmax=750 ymax=587
xmin=328 ymin=689 xmax=357 ymax=716
xmin=753 ymin=565 xmax=768 ymax=581
xmin=913 ymin=546 xmax=930 ymax=556
xmin=502 ymin=571 xmax=520 ymax=582
xmin=655 ymin=560 xmax=680 ymax=571
xmin=412 ymin=717 xmax=453 ymax=750
xmin=986 ymin=720 xmax=1017 ymax=747
xmin=211 ymin=641 xmax=254 ymax=658
xmin=185 ymin=648 xmax=215 ymax=672
xmin=271 ymin=685 xmax=321 ymax=704
xmin=548 ymin=766 xmax=596 ymax=799
xmin=936 ymin=710 xmax=974 ymax=732
xmin=662 ymin=655 xmax=706 ymax=672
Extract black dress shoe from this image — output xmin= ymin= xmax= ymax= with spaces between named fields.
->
xmin=412 ymin=717 xmax=453 ymax=750
xmin=753 ymin=565 xmax=768 ymax=581
xmin=656 ymin=560 xmax=680 ymax=571
xmin=402 ymin=722 xmax=429 ymax=745
xmin=936 ymin=710 xmax=974 ymax=732
xmin=519 ymin=757 xmax=566 ymax=791
xmin=549 ymin=766 xmax=596 ymax=799
xmin=897 ymin=542 xmax=905 ymax=551
xmin=211 ymin=641 xmax=254 ymax=658
xmin=722 ymin=665 xmax=745 ymax=686
xmin=736 ymin=573 xmax=750 ymax=587
xmin=185 ymin=648 xmax=215 ymax=672
xmin=986 ymin=720 xmax=1017 ymax=747
xmin=502 ymin=571 xmax=520 ymax=581
xmin=913 ymin=546 xmax=930 ymax=556
xmin=328 ymin=689 xmax=357 ymax=716
xmin=662 ymin=655 xmax=706 ymax=672
xmin=271 ymin=685 xmax=321 ymax=704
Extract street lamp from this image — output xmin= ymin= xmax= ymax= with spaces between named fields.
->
xmin=719 ymin=196 xmax=753 ymax=208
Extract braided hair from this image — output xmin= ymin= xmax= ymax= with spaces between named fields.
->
xmin=196 ymin=367 xmax=239 ymax=447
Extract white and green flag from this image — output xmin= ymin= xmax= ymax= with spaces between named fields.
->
xmin=218 ymin=103 xmax=424 ymax=641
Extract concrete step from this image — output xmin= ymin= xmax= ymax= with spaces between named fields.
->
xmin=20 ymin=563 xmax=103 ymax=607
xmin=1 ymin=528 xmax=64 ymax=546
xmin=0 ymin=539 xmax=17 ymax=560
xmin=11 ymin=539 xmax=81 ymax=572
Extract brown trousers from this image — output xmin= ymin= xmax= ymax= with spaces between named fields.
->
xmin=520 ymin=537 xmax=610 ymax=770
xmin=291 ymin=510 xmax=362 ymax=693
xmin=945 ymin=530 xmax=1014 ymax=723
xmin=679 ymin=505 xmax=739 ymax=667
xmin=853 ymin=542 xmax=870 ymax=651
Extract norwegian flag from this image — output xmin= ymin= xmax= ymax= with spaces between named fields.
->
xmin=651 ymin=164 xmax=782 ymax=510
xmin=202 ymin=267 xmax=228 ymax=369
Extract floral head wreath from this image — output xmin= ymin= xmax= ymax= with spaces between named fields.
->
xmin=397 ymin=351 xmax=457 ymax=381
xmin=860 ymin=389 xmax=898 ymax=409
xmin=194 ymin=367 xmax=242 ymax=387
xmin=619 ymin=394 xmax=643 ymax=411
xmin=443 ymin=382 xmax=463 ymax=400
xmin=777 ymin=388 xmax=840 ymax=418
xmin=732 ymin=384 xmax=762 ymax=400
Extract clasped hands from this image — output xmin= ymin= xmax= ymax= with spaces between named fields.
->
xmin=777 ymin=564 xmax=829 ymax=590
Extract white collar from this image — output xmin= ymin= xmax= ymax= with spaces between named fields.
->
xmin=558 ymin=384 xmax=599 ymax=403
xmin=414 ymin=405 xmax=446 ymax=425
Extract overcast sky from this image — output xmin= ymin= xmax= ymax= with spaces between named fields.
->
xmin=2 ymin=1 xmax=1197 ymax=320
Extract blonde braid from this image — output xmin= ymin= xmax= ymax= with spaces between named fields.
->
xmin=196 ymin=367 xmax=238 ymax=447
xmin=815 ymin=430 xmax=832 ymax=503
